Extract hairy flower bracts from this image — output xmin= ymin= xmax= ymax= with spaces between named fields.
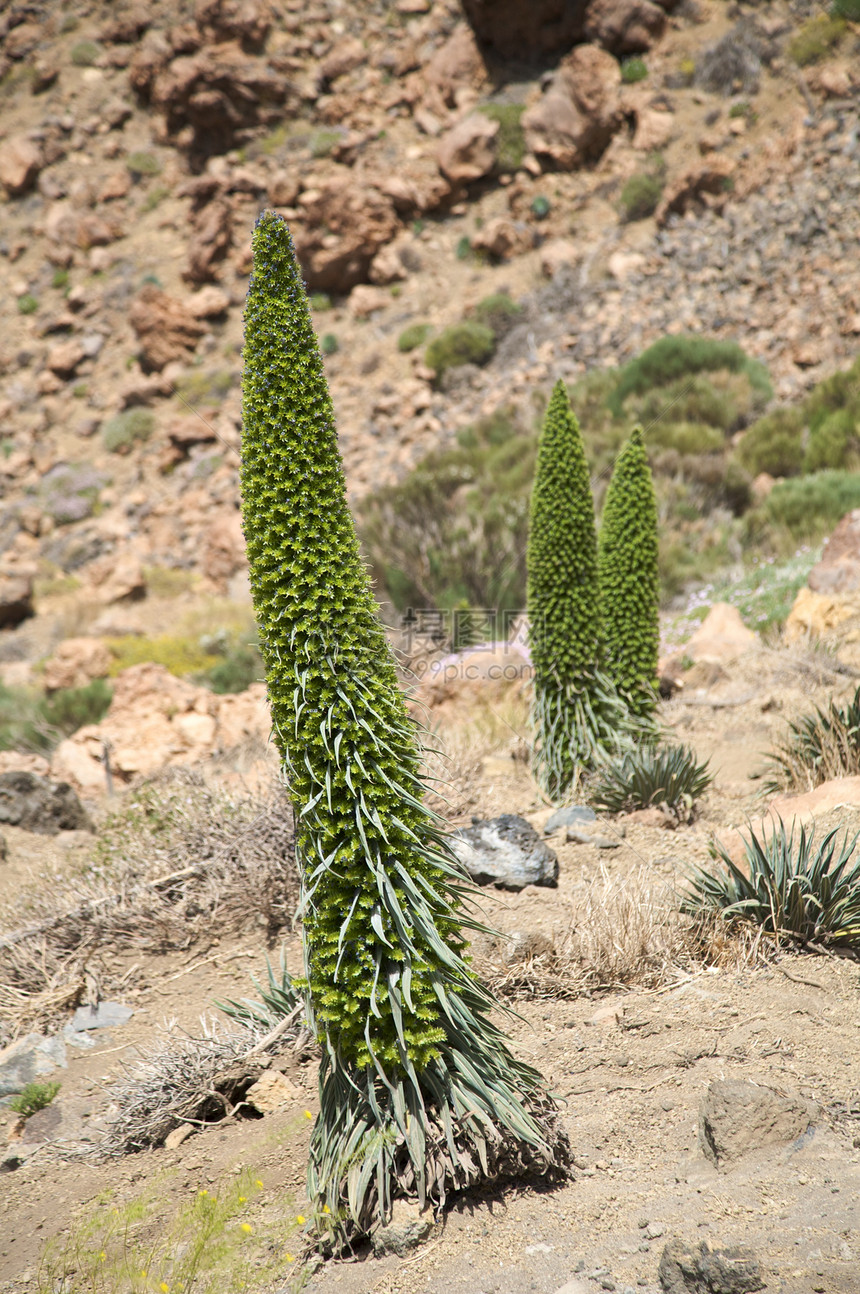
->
xmin=598 ymin=427 xmax=660 ymax=718
xmin=241 ymin=211 xmax=567 ymax=1239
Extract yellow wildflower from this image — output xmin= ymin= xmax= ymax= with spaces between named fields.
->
xmin=241 ymin=1223 xmax=253 ymax=1235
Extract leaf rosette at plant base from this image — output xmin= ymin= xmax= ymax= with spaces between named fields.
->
xmin=240 ymin=210 xmax=568 ymax=1244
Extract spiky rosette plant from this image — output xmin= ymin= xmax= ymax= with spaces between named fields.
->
xmin=240 ymin=211 xmax=567 ymax=1244
xmin=598 ymin=427 xmax=659 ymax=718
xmin=527 ymin=381 xmax=635 ymax=797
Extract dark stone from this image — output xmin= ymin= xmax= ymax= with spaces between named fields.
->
xmin=0 ymin=771 xmax=91 ymax=835
xmin=544 ymin=804 xmax=596 ymax=834
xmin=699 ymin=1079 xmax=816 ymax=1165
xmin=659 ymin=1239 xmax=765 ymax=1294
xmin=0 ymin=571 xmax=34 ymax=629
xmin=452 ymin=814 xmax=559 ymax=890
xmin=460 ymin=0 xmax=586 ymax=63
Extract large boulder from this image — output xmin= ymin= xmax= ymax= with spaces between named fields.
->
xmin=129 ymin=286 xmax=204 ymax=372
xmin=0 ymin=136 xmax=42 ymax=196
xmin=43 ymin=638 xmax=112 ymax=692
xmin=808 ymin=508 xmax=860 ymax=595
xmin=583 ymin=0 xmax=667 ymax=54
xmin=452 ymin=814 xmax=558 ymax=890
xmin=293 ymin=180 xmax=400 ymax=293
xmin=460 ymin=0 xmax=586 ymax=61
xmin=683 ymin=603 xmax=757 ymax=665
xmin=0 ymin=771 xmax=91 ymax=835
xmin=522 ymin=45 xmax=623 ymax=171
xmin=699 ymin=1079 xmax=816 ymax=1166
xmin=436 ymin=113 xmax=498 ymax=183
xmin=658 ymin=1239 xmax=765 ymax=1294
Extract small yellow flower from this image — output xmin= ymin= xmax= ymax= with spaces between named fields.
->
xmin=198 ymin=1189 xmax=208 ymax=1196
xmin=322 ymin=1204 xmax=330 ymax=1214
xmin=241 ymin=1222 xmax=253 ymax=1235
xmin=238 ymin=1195 xmax=247 ymax=1204
xmin=296 ymin=1214 xmax=306 ymax=1225
xmin=285 ymin=1253 xmax=295 ymax=1263
xmin=255 ymin=1179 xmax=264 ymax=1190
xmin=140 ymin=1272 xmax=147 ymax=1280
xmin=99 ymin=1251 xmax=107 ymax=1262
xmin=304 ymin=1110 xmax=313 ymax=1120
xmin=160 ymin=1284 xmax=170 ymax=1293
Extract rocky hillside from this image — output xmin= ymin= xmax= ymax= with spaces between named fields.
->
xmin=1 ymin=0 xmax=859 ymax=695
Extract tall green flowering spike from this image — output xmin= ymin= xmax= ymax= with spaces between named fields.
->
xmin=241 ymin=211 xmax=567 ymax=1240
xmin=527 ymin=381 xmax=602 ymax=688
xmin=598 ymin=427 xmax=659 ymax=717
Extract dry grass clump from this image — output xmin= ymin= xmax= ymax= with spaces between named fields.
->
xmin=0 ymin=769 xmax=297 ymax=1045
xmin=98 ymin=1003 xmax=312 ymax=1158
xmin=477 ymin=867 xmax=763 ymax=999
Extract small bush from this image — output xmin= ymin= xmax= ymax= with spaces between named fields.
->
xmin=619 ymin=172 xmax=662 ymax=221
xmin=9 ymin=1081 xmax=60 ymax=1118
xmin=737 ymin=408 xmax=804 ymax=477
xmin=530 ymin=195 xmax=551 ymax=220
xmin=398 ymin=322 xmax=432 ymax=353
xmin=647 ymin=421 xmax=725 ymax=455
xmin=0 ymin=679 xmax=112 ymax=753
xmin=309 ymin=292 xmax=332 ymax=311
xmin=477 ymin=102 xmax=526 ymax=172
xmin=52 ymin=268 xmax=69 ymax=290
xmin=683 ymin=820 xmax=860 ymax=950
xmin=591 ymin=744 xmax=712 ymax=817
xmin=472 ymin=292 xmax=522 ymax=337
xmin=41 ymin=678 xmax=113 ymax=732
xmin=455 ymin=235 xmax=472 ymax=260
xmin=17 ymin=293 xmax=38 ymax=315
xmin=763 ymin=684 xmax=860 ymax=795
xmin=310 ymin=129 xmax=341 ymax=158
xmin=126 ymin=151 xmax=162 ymax=177
xmin=832 ymin=0 xmax=860 ymax=17
xmin=70 ymin=39 xmax=103 ymax=66
xmin=425 ymin=321 xmax=495 ymax=375
xmin=196 ymin=640 xmax=262 ymax=695
xmin=610 ymin=336 xmax=772 ymax=418
xmin=804 ymin=408 xmax=860 ymax=473
xmin=621 ymin=56 xmax=648 ymax=84
xmin=143 ymin=566 xmax=197 ymax=598
xmin=755 ymin=470 xmax=860 ymax=545
xmin=39 ymin=461 xmax=104 ymax=525
xmin=173 ymin=369 xmax=233 ymax=406
xmin=695 ymin=21 xmax=762 ymax=93
xmin=101 ymin=408 xmax=155 ymax=454
xmin=320 ymin=332 xmax=339 ymax=355
xmin=107 ymin=634 xmax=219 ymax=678
xmin=788 ymin=14 xmax=846 ymax=66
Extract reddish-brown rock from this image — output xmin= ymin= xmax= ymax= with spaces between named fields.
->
xmin=84 ymin=554 xmax=147 ymax=604
xmin=470 ymin=217 xmax=534 ymax=260
xmin=583 ymin=0 xmax=667 ymax=54
xmin=807 ymin=509 xmax=860 ymax=596
xmin=194 ymin=0 xmax=272 ymax=52
xmin=460 ymin=0 xmax=586 ymax=61
xmin=423 ymin=25 xmax=487 ymax=108
xmin=656 ymin=157 xmax=735 ymax=226
xmin=437 ymin=113 xmax=498 ymax=183
xmin=187 ymin=285 xmax=231 ymax=318
xmin=43 ymin=638 xmax=111 ymax=692
xmin=129 ymin=285 xmax=205 ymax=372
xmin=202 ymin=511 xmax=246 ymax=588
xmin=293 ymin=181 xmax=400 ymax=292
xmin=46 ymin=340 xmax=86 ymax=380
xmin=320 ymin=37 xmax=365 ymax=86
xmin=184 ymin=198 xmax=232 ymax=283
xmin=0 ymin=136 xmax=42 ymax=196
xmin=523 ymin=45 xmax=623 ymax=170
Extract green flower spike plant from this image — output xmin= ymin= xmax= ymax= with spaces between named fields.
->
xmin=240 ymin=212 xmax=568 ymax=1244
xmin=527 ymin=381 xmax=635 ymax=797
xmin=598 ymin=427 xmax=659 ymax=718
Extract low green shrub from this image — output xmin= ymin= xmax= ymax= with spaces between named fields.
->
xmin=310 ymin=129 xmax=341 ymax=158
xmin=52 ymin=268 xmax=69 ymax=290
xmin=359 ymin=410 xmax=532 ymax=614
xmin=173 ymin=369 xmax=234 ymax=406
xmin=309 ymin=292 xmax=332 ymax=311
xmin=101 ymin=408 xmax=155 ymax=454
xmin=320 ymin=332 xmax=339 ymax=355
xmin=619 ymin=172 xmax=662 ymax=221
xmin=609 ymin=336 xmax=772 ymax=418
xmin=17 ymin=294 xmax=38 ymax=315
xmin=141 ymin=185 xmax=170 ymax=212
xmin=0 ymin=679 xmax=112 ymax=753
xmin=196 ymin=640 xmax=263 ymax=695
xmin=804 ymin=408 xmax=860 ymax=473
xmin=472 ymin=292 xmax=522 ymax=337
xmin=736 ymin=407 xmax=804 ymax=477
xmin=788 ymin=13 xmax=846 ymax=65
xmin=70 ymin=39 xmax=102 ymax=66
xmin=621 ymin=56 xmax=648 ymax=84
xmin=683 ymin=820 xmax=860 ymax=950
xmin=425 ymin=321 xmax=495 ymax=375
xmin=530 ymin=195 xmax=551 ymax=220
xmin=126 ymin=151 xmax=162 ymax=177
xmin=107 ymin=635 xmax=219 ymax=678
xmin=39 ymin=462 xmax=105 ymax=525
xmin=143 ymin=566 xmax=197 ymax=598
xmin=752 ymin=470 xmax=860 ymax=545
xmin=832 ymin=0 xmax=860 ymax=17
xmin=647 ymin=421 xmax=725 ymax=455
xmin=477 ymin=102 xmax=526 ymax=171
xmin=397 ymin=323 xmax=432 ymax=353
xmin=9 ymin=1081 xmax=60 ymax=1118
xmin=591 ymin=744 xmax=712 ymax=817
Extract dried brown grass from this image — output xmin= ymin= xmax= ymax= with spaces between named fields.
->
xmin=476 ymin=866 xmax=767 ymax=1000
xmin=0 ymin=769 xmax=297 ymax=1045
